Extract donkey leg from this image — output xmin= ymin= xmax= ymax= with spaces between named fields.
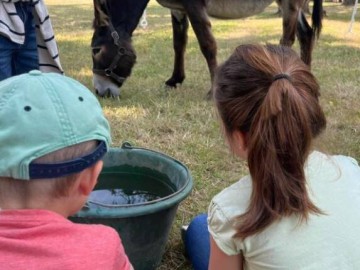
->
xmin=297 ymin=0 xmax=323 ymax=66
xmin=279 ymin=0 xmax=299 ymax=48
xmin=165 ymin=10 xmax=189 ymax=88
xmin=183 ymin=0 xmax=217 ymax=98
xmin=296 ymin=11 xmax=314 ymax=66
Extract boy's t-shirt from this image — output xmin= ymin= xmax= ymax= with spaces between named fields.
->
xmin=0 ymin=209 xmax=132 ymax=270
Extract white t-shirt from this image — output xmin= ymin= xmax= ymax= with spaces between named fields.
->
xmin=208 ymin=151 xmax=360 ymax=270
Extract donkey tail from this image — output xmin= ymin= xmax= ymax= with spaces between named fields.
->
xmin=312 ymin=0 xmax=323 ymax=38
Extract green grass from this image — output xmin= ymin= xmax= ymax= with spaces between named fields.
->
xmin=47 ymin=1 xmax=360 ymax=269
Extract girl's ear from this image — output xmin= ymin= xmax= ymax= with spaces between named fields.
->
xmin=231 ymin=131 xmax=248 ymax=159
xmin=78 ymin=160 xmax=103 ymax=196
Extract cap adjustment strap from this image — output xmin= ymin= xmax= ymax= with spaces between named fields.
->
xmin=29 ymin=141 xmax=107 ymax=179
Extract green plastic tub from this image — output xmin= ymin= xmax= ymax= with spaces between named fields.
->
xmin=70 ymin=142 xmax=193 ymax=270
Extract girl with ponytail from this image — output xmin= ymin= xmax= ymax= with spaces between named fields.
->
xmin=183 ymin=44 xmax=360 ymax=270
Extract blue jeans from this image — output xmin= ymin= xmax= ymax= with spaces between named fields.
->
xmin=184 ymin=214 xmax=210 ymax=270
xmin=0 ymin=2 xmax=39 ymax=81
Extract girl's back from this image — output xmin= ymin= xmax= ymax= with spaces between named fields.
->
xmin=209 ymin=151 xmax=360 ymax=269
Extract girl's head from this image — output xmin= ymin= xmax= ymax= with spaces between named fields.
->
xmin=214 ymin=44 xmax=326 ymax=144
xmin=214 ymin=44 xmax=326 ymax=238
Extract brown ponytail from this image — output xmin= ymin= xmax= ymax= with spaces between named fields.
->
xmin=214 ymin=44 xmax=326 ymax=239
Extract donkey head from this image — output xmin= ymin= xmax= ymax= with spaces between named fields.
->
xmin=91 ymin=28 xmax=136 ymax=97
xmin=91 ymin=0 xmax=137 ymax=98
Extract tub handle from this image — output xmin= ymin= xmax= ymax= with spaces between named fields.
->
xmin=121 ymin=141 xmax=133 ymax=149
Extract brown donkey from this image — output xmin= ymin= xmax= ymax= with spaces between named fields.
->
xmin=91 ymin=0 xmax=323 ymax=98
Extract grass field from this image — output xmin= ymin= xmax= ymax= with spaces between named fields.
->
xmin=47 ymin=1 xmax=359 ymax=269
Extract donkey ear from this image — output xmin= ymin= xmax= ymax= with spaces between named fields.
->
xmin=93 ymin=0 xmax=109 ymax=27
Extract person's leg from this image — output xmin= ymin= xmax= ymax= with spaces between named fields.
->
xmin=0 ymin=36 xmax=15 ymax=80
xmin=184 ymin=213 xmax=210 ymax=270
xmin=13 ymin=2 xmax=39 ymax=75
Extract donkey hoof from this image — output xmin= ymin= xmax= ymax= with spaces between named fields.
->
xmin=165 ymin=83 xmax=177 ymax=90
xmin=165 ymin=80 xmax=178 ymax=88
xmin=165 ymin=76 xmax=185 ymax=88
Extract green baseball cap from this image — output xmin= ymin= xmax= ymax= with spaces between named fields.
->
xmin=0 ymin=70 xmax=111 ymax=180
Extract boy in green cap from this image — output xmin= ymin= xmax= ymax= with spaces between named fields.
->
xmin=0 ymin=71 xmax=133 ymax=270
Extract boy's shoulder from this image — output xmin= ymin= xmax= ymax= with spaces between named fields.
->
xmin=1 ymin=209 xmax=121 ymax=246
xmin=0 ymin=210 xmax=131 ymax=269
xmin=68 ymin=219 xmax=121 ymax=245
xmin=68 ymin=218 xmax=119 ymax=236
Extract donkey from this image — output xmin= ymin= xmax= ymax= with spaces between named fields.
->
xmin=91 ymin=0 xmax=323 ymax=97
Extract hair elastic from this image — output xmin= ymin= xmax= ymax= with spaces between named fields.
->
xmin=272 ymin=73 xmax=291 ymax=82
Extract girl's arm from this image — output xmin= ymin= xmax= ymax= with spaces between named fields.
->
xmin=209 ymin=236 xmax=243 ymax=270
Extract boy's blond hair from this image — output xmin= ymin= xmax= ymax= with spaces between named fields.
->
xmin=0 ymin=140 xmax=98 ymax=202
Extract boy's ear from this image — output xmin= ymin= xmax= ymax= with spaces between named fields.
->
xmin=78 ymin=160 xmax=103 ymax=196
